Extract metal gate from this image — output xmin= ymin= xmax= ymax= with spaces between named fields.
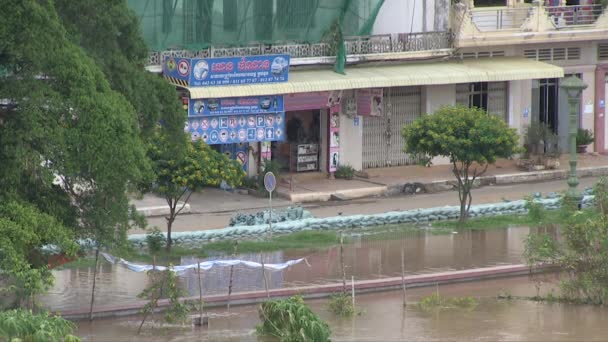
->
xmin=362 ymin=86 xmax=422 ymax=169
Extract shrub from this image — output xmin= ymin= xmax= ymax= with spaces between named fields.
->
xmin=576 ymin=128 xmax=594 ymax=146
xmin=0 ymin=309 xmax=80 ymax=341
xmin=523 ymin=121 xmax=560 ymax=159
xmin=525 ymin=196 xmax=546 ymax=224
xmin=416 ymin=294 xmax=478 ymax=312
xmin=257 ymin=296 xmax=331 ymax=342
xmin=145 ymin=227 xmax=166 ymax=255
xmin=334 ymin=164 xmax=355 ymax=180
xmin=328 ymin=292 xmax=354 ymax=316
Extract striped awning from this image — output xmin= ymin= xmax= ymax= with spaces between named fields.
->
xmin=180 ymin=57 xmax=564 ymax=99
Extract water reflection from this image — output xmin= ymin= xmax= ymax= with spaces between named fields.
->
xmin=42 ymin=226 xmax=543 ymax=311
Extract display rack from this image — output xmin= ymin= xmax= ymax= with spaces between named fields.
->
xmin=291 ymin=143 xmax=318 ymax=172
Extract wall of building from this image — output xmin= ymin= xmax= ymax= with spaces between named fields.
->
xmin=423 ymin=84 xmax=456 ymax=165
xmin=373 ymin=0 xmax=449 ymax=34
xmin=508 ymin=79 xmax=532 ymax=139
xmin=339 ymin=110 xmax=363 ymax=171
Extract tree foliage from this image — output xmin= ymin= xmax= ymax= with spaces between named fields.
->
xmin=0 ymin=0 xmax=153 ymax=305
xmin=525 ymin=178 xmax=608 ymax=305
xmin=257 ymin=296 xmax=331 ymax=342
xmin=0 ymin=201 xmax=79 ymax=308
xmin=53 ymin=0 xmax=185 ymax=144
xmin=146 ymin=132 xmax=245 ymax=250
xmin=0 ymin=309 xmax=80 ymax=342
xmin=402 ymin=106 xmax=519 ymax=222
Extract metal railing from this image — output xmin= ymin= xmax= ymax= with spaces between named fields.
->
xmin=545 ymin=4 xmax=604 ymax=27
xmin=470 ymin=7 xmax=533 ymax=31
xmin=147 ymin=31 xmax=452 ymax=66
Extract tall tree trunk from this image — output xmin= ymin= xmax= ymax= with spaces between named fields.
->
xmin=459 ymin=186 xmax=470 ymax=223
xmin=166 ymin=202 xmax=176 ymax=252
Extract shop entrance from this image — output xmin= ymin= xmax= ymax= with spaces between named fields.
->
xmin=272 ymin=110 xmax=321 ymax=172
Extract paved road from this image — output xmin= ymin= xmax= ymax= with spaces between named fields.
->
xmin=139 ymin=177 xmax=601 ymax=234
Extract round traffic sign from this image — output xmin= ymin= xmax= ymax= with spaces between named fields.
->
xmin=264 ymin=172 xmax=276 ymax=193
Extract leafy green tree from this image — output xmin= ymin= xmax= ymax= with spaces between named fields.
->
xmin=257 ymin=296 xmax=331 ymax=342
xmin=0 ymin=201 xmax=79 ymax=308
xmin=0 ymin=0 xmax=150 ymax=305
xmin=402 ymin=106 xmax=519 ymax=222
xmin=146 ymin=133 xmax=245 ymax=251
xmin=53 ymin=0 xmax=186 ymax=145
xmin=525 ymin=178 xmax=608 ymax=304
xmin=0 ymin=309 xmax=80 ymax=341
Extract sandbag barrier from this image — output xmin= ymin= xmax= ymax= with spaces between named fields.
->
xmin=125 ymin=188 xmax=596 ymax=249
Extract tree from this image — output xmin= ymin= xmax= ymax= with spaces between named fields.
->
xmin=0 ymin=201 xmax=79 ymax=308
xmin=524 ymin=178 xmax=608 ymax=305
xmin=0 ymin=309 xmax=80 ymax=341
xmin=257 ymin=296 xmax=331 ymax=342
xmin=402 ymin=106 xmax=519 ymax=222
xmin=0 ymin=0 xmax=150 ymax=306
xmin=146 ymin=132 xmax=245 ymax=251
xmin=53 ymin=0 xmax=186 ymax=145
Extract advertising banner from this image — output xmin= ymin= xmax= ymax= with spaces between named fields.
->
xmin=163 ymin=54 xmax=290 ymax=87
xmin=329 ymin=107 xmax=340 ymax=173
xmin=357 ymin=88 xmax=383 ymax=116
xmin=188 ymin=113 xmax=285 ymax=145
xmin=189 ymin=95 xmax=284 ymax=117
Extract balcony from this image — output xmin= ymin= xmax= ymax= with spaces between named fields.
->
xmin=453 ymin=2 xmax=608 ymax=48
xmin=146 ymin=31 xmax=453 ymax=69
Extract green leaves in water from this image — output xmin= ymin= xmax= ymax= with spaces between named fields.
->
xmin=0 ymin=309 xmax=80 ymax=341
xmin=257 ymin=296 xmax=331 ymax=342
xmin=416 ymin=294 xmax=478 ymax=312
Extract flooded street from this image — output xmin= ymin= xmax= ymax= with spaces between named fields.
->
xmin=75 ymin=274 xmax=608 ymax=341
xmin=42 ymin=226 xmax=535 ymax=311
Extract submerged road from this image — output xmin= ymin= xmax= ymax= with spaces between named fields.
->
xmin=140 ymin=176 xmax=601 ymax=234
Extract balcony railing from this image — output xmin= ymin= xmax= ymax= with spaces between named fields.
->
xmin=471 ymin=7 xmax=533 ymax=31
xmin=147 ymin=31 xmax=452 ymax=66
xmin=545 ymin=4 xmax=604 ymax=27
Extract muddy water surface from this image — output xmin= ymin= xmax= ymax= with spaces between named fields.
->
xmin=76 ymin=275 xmax=608 ymax=341
xmin=42 ymin=226 xmax=537 ymax=311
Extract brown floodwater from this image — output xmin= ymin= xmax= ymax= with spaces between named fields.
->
xmin=75 ymin=274 xmax=608 ymax=341
xmin=42 ymin=226 xmax=545 ymax=311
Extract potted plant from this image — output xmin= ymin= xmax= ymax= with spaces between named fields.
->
xmin=576 ymin=128 xmax=594 ymax=153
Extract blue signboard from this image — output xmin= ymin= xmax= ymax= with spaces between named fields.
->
xmin=189 ymin=95 xmax=284 ymax=117
xmin=163 ymin=55 xmax=290 ymax=87
xmin=188 ymin=112 xmax=285 ymax=145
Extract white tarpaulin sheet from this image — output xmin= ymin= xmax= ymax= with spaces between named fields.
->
xmin=101 ymin=252 xmax=303 ymax=275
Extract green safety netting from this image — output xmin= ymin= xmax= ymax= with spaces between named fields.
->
xmin=128 ymin=0 xmax=384 ymax=73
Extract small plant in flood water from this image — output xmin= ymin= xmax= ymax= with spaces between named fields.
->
xmin=416 ymin=293 xmax=478 ymax=312
xmin=328 ymin=292 xmax=355 ymax=317
xmin=137 ymin=267 xmax=191 ymax=334
xmin=257 ymin=296 xmax=331 ymax=342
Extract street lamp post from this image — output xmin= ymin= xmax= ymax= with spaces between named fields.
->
xmin=559 ymin=75 xmax=588 ymax=208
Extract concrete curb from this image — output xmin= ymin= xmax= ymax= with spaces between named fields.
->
xmin=60 ymin=264 xmax=538 ymax=320
xmin=279 ymin=166 xmax=608 ymax=203
xmin=135 ymin=203 xmax=191 ymax=217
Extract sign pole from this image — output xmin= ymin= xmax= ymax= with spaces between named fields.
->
xmin=264 ymin=172 xmax=277 ymax=241
xmin=269 ymin=190 xmax=273 ymax=239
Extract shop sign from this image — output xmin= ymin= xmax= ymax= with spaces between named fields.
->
xmin=284 ymin=92 xmax=330 ymax=111
xmin=356 ymin=88 xmax=383 ymax=117
xmin=189 ymin=96 xmax=284 ymax=117
xmin=329 ymin=108 xmax=340 ymax=173
xmin=187 ymin=113 xmax=285 ymax=145
xmin=163 ymin=55 xmax=290 ymax=87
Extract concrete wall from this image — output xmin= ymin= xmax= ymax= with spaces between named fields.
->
xmin=373 ymin=0 xmax=448 ymax=34
xmin=508 ymin=79 xmax=532 ymax=138
xmin=423 ymin=84 xmax=456 ymax=114
xmin=423 ymin=84 xmax=456 ymax=165
xmin=339 ymin=112 xmax=363 ymax=171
